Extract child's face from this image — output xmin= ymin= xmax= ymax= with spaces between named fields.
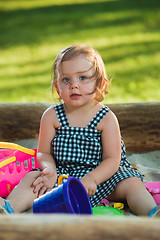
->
xmin=55 ymin=54 xmax=97 ymax=107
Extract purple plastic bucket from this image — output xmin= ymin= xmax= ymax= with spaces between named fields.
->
xmin=33 ymin=177 xmax=92 ymax=214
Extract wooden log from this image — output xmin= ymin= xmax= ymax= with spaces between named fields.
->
xmin=109 ymin=102 xmax=160 ymax=152
xmin=0 ymin=214 xmax=160 ymax=240
xmin=0 ymin=102 xmax=49 ymax=141
xmin=0 ymin=102 xmax=160 ymax=152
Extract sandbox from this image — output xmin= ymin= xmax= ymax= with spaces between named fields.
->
xmin=0 ymin=102 xmax=160 ymax=240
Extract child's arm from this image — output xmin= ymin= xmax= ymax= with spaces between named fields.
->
xmin=33 ymin=107 xmax=58 ymax=196
xmin=80 ymin=111 xmax=121 ymax=197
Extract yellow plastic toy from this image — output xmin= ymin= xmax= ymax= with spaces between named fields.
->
xmin=58 ymin=174 xmax=68 ymax=185
xmin=114 ymin=202 xmax=124 ymax=210
xmin=0 ymin=142 xmax=35 ymax=156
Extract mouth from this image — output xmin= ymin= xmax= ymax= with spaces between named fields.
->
xmin=70 ymin=93 xmax=81 ymax=99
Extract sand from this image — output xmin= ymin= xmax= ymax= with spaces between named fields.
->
xmin=127 ymin=151 xmax=160 ymax=183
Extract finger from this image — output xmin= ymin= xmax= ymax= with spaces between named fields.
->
xmin=40 ymin=176 xmax=55 ymax=189
xmin=38 ymin=186 xmax=47 ymax=197
xmin=37 ymin=176 xmax=51 ymax=189
xmin=88 ymin=188 xmax=96 ymax=197
xmin=33 ymin=176 xmax=44 ymax=187
xmin=46 ymin=188 xmax=52 ymax=193
xmin=41 ymin=168 xmax=52 ymax=176
xmin=33 ymin=183 xmax=43 ymax=194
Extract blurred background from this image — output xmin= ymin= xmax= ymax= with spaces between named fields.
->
xmin=0 ymin=0 xmax=159 ymax=104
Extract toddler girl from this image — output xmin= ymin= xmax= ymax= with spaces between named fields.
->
xmin=0 ymin=44 xmax=159 ymax=217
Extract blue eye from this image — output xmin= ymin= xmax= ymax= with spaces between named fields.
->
xmin=63 ymin=77 xmax=70 ymax=83
xmin=79 ymin=76 xmax=86 ymax=80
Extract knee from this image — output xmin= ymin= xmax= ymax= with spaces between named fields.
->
xmin=108 ymin=177 xmax=142 ymax=201
xmin=117 ymin=177 xmax=143 ymax=198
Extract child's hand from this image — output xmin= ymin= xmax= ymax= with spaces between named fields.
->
xmin=80 ymin=175 xmax=97 ymax=197
xmin=33 ymin=167 xmax=57 ymax=197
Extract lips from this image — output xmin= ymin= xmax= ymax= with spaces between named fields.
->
xmin=70 ymin=93 xmax=81 ymax=99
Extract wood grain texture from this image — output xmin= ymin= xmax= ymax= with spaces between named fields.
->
xmin=109 ymin=102 xmax=160 ymax=152
xmin=0 ymin=103 xmax=49 ymax=141
xmin=0 ymin=102 xmax=160 ymax=152
xmin=0 ymin=214 xmax=160 ymax=240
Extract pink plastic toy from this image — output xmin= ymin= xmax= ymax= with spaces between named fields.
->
xmin=101 ymin=198 xmax=109 ymax=207
xmin=144 ymin=182 xmax=160 ymax=205
xmin=0 ymin=142 xmax=39 ymax=198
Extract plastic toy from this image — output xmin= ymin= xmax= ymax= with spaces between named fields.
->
xmin=33 ymin=174 xmax=92 ymax=214
xmin=0 ymin=142 xmax=35 ymax=156
xmin=92 ymin=206 xmax=124 ymax=216
xmin=113 ymin=202 xmax=124 ymax=210
xmin=0 ymin=142 xmax=38 ymax=198
xmin=101 ymin=198 xmax=109 ymax=207
xmin=144 ymin=182 xmax=160 ymax=205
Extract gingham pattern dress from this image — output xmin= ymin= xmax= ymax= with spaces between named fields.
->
xmin=52 ymin=102 xmax=143 ymax=207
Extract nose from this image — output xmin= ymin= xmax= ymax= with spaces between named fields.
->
xmin=69 ymin=79 xmax=79 ymax=89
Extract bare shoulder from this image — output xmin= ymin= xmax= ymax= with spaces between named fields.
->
xmin=41 ymin=106 xmax=60 ymax=128
xmin=97 ymin=108 xmax=120 ymax=132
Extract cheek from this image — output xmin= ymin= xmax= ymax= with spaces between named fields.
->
xmin=83 ymin=82 xmax=96 ymax=93
xmin=58 ymin=85 xmax=68 ymax=98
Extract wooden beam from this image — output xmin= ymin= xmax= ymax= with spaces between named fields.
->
xmin=0 ymin=102 xmax=49 ymax=141
xmin=109 ymin=102 xmax=160 ymax=152
xmin=0 ymin=214 xmax=160 ymax=240
xmin=0 ymin=102 xmax=160 ymax=152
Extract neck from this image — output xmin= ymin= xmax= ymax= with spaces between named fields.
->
xmin=63 ymin=101 xmax=98 ymax=115
xmin=62 ymin=101 xmax=103 ymax=128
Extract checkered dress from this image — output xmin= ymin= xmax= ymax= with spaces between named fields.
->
xmin=52 ymin=103 xmax=143 ymax=207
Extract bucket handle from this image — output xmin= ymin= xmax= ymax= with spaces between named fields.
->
xmin=58 ymin=174 xmax=68 ymax=186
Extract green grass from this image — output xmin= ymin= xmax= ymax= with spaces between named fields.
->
xmin=0 ymin=0 xmax=160 ymax=103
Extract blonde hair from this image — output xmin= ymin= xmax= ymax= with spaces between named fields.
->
xmin=51 ymin=44 xmax=111 ymax=102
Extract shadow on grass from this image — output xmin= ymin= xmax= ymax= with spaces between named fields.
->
xmin=100 ymin=41 xmax=160 ymax=64
xmin=0 ymin=80 xmax=52 ymax=101
xmin=0 ymin=38 xmax=159 ymax=83
xmin=0 ymin=56 xmax=52 ymax=80
xmin=1 ymin=40 xmax=159 ymax=101
xmin=0 ymin=0 xmax=160 ymax=102
xmin=0 ymin=0 xmax=160 ymax=49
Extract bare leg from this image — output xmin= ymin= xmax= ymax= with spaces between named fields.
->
xmin=108 ymin=177 xmax=157 ymax=216
xmin=0 ymin=171 xmax=42 ymax=213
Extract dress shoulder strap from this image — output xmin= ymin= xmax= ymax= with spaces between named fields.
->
xmin=54 ymin=103 xmax=69 ymax=127
xmin=88 ymin=106 xmax=110 ymax=128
